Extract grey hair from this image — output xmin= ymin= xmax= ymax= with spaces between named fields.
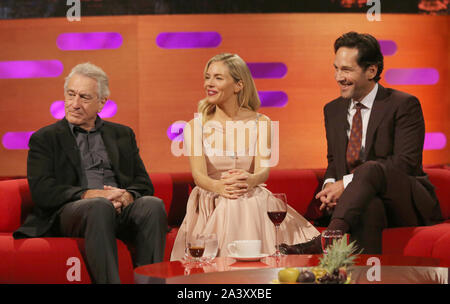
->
xmin=64 ymin=62 xmax=110 ymax=99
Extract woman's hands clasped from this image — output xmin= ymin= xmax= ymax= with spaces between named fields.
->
xmin=215 ymin=169 xmax=256 ymax=199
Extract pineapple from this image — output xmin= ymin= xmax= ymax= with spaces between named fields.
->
xmin=316 ymin=235 xmax=361 ymax=283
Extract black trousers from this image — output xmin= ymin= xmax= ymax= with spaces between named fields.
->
xmin=57 ymin=196 xmax=168 ymax=283
xmin=331 ymin=161 xmax=423 ymax=254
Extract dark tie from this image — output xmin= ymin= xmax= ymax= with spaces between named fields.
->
xmin=346 ymin=102 xmax=364 ymax=172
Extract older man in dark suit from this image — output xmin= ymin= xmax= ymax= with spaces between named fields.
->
xmin=281 ymin=32 xmax=442 ymax=254
xmin=13 ymin=63 xmax=168 ymax=283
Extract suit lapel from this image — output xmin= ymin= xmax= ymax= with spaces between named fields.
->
xmin=365 ymin=85 xmax=390 ymax=156
xmin=56 ymin=119 xmax=83 ymax=178
xmin=100 ymin=123 xmax=120 ymax=174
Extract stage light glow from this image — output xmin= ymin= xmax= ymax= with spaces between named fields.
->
xmin=56 ymin=32 xmax=123 ymax=50
xmin=246 ymin=62 xmax=287 ymax=79
xmin=156 ymin=32 xmax=221 ymax=49
xmin=0 ymin=60 xmax=63 ymax=79
xmin=378 ymin=40 xmax=397 ymax=56
xmin=50 ymin=100 xmax=117 ymax=119
xmin=98 ymin=100 xmax=118 ymax=118
xmin=259 ymin=91 xmax=288 ymax=107
xmin=385 ymin=68 xmax=439 ymax=85
xmin=2 ymin=132 xmax=34 ymax=150
xmin=424 ymin=132 xmax=447 ymax=150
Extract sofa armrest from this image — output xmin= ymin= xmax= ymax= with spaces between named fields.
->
xmin=425 ymin=168 xmax=450 ymax=220
xmin=0 ymin=179 xmax=32 ymax=232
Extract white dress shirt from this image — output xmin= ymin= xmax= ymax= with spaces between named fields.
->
xmin=324 ymin=83 xmax=378 ymax=189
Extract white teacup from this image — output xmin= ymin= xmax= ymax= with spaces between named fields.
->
xmin=227 ymin=240 xmax=261 ymax=257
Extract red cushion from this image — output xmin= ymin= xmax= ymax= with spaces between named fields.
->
xmin=382 ymin=227 xmax=416 ymax=255
xmin=149 ymin=173 xmax=173 ymax=215
xmin=425 ymin=168 xmax=450 ymax=219
xmin=0 ymin=233 xmax=133 ymax=284
xmin=432 ymin=232 xmax=450 ymax=266
xmin=0 ymin=233 xmax=14 ymax=282
xmin=0 ymin=179 xmax=32 ymax=232
xmin=382 ymin=222 xmax=450 ymax=257
xmin=265 ymin=169 xmax=320 ymax=216
xmin=164 ymin=227 xmax=179 ymax=262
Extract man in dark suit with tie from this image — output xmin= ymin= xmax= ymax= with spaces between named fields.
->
xmin=13 ymin=62 xmax=168 ymax=283
xmin=281 ymin=32 xmax=442 ymax=254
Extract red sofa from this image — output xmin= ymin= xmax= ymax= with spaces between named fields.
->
xmin=0 ymin=168 xmax=448 ymax=283
xmin=0 ymin=173 xmax=173 ymax=284
xmin=164 ymin=168 xmax=450 ymax=266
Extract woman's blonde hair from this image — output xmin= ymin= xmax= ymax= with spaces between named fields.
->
xmin=198 ymin=53 xmax=260 ymax=123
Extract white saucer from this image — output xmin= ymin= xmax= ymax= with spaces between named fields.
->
xmin=229 ymin=253 xmax=269 ymax=262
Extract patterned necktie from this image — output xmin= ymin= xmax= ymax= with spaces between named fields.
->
xmin=346 ymin=102 xmax=364 ymax=172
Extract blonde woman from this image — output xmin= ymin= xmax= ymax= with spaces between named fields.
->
xmin=170 ymin=54 xmax=319 ymax=260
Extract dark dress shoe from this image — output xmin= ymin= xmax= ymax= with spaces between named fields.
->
xmin=279 ymin=236 xmax=323 ymax=254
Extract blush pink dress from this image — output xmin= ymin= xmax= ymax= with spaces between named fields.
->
xmin=170 ymin=116 xmax=320 ymax=261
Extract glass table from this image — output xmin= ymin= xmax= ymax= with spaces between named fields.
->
xmin=134 ymin=254 xmax=447 ymax=284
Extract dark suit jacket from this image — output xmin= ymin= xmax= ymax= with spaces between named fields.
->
xmin=323 ymin=85 xmax=442 ymax=225
xmin=13 ymin=118 xmax=154 ymax=238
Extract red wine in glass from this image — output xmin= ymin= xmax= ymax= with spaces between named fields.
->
xmin=267 ymin=193 xmax=288 ymax=257
xmin=267 ymin=211 xmax=287 ymax=226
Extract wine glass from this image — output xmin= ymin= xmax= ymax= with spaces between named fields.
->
xmin=321 ymin=230 xmax=343 ymax=254
xmin=199 ymin=233 xmax=219 ymax=264
xmin=185 ymin=235 xmax=205 ymax=266
xmin=267 ymin=193 xmax=288 ymax=257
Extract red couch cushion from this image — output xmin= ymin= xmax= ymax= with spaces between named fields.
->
xmin=382 ymin=222 xmax=450 ymax=256
xmin=164 ymin=227 xmax=179 ymax=261
xmin=149 ymin=173 xmax=173 ymax=215
xmin=0 ymin=179 xmax=32 ymax=232
xmin=432 ymin=232 xmax=450 ymax=266
xmin=426 ymin=168 xmax=450 ymax=219
xmin=0 ymin=233 xmax=134 ymax=284
xmin=265 ymin=169 xmax=320 ymax=217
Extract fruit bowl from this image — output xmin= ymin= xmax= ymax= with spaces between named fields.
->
xmin=273 ymin=235 xmax=359 ymax=284
xmin=272 ymin=267 xmax=352 ymax=284
xmin=272 ymin=267 xmax=353 ymax=284
xmin=312 ymin=266 xmax=352 ymax=284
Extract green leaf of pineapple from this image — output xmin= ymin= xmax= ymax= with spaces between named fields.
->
xmin=319 ymin=234 xmax=362 ymax=274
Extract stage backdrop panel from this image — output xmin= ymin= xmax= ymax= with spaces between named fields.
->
xmin=0 ymin=14 xmax=448 ymax=176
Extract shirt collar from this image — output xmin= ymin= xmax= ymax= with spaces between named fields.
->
xmin=350 ymin=83 xmax=378 ymax=110
xmin=68 ymin=115 xmax=104 ymax=135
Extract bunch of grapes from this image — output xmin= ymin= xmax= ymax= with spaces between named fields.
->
xmin=317 ymin=268 xmax=347 ymax=284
